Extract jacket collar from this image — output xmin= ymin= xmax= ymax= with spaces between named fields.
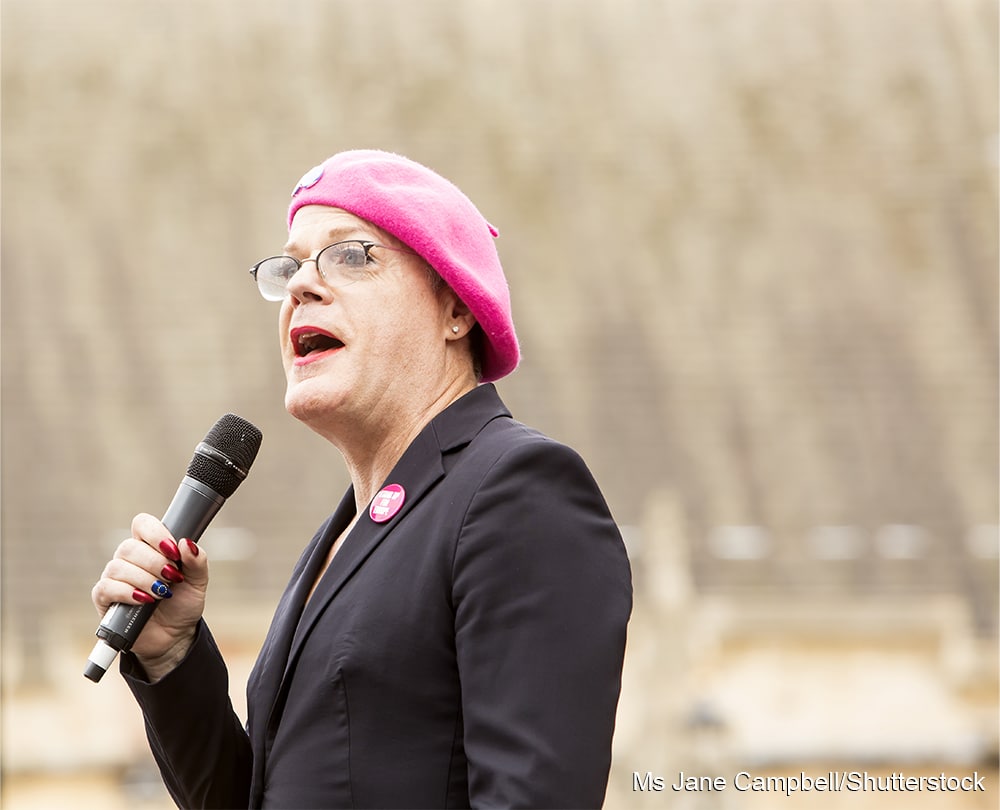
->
xmin=428 ymin=382 xmax=512 ymax=453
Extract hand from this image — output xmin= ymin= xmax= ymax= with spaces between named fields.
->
xmin=91 ymin=512 xmax=209 ymax=681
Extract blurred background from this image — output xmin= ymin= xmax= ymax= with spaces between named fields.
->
xmin=2 ymin=0 xmax=997 ymax=807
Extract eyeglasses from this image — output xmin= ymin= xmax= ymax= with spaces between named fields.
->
xmin=249 ymin=240 xmax=415 ymax=301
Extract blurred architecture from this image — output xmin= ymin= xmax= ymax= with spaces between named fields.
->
xmin=2 ymin=1 xmax=997 ymax=808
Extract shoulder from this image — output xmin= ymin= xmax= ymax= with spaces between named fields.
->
xmin=450 ymin=417 xmax=632 ymax=625
xmin=456 ymin=416 xmax=619 ymax=540
xmin=467 ymin=415 xmax=591 ymax=477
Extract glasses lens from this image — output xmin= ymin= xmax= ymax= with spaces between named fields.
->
xmin=317 ymin=241 xmax=369 ymax=287
xmin=255 ymin=256 xmax=299 ymax=301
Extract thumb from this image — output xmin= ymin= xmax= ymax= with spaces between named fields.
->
xmin=177 ymin=538 xmax=209 ymax=588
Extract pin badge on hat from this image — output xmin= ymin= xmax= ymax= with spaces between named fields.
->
xmin=369 ymin=483 xmax=405 ymax=523
xmin=292 ymin=164 xmax=324 ymax=196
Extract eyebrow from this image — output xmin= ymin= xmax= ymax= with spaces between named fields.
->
xmin=282 ymin=227 xmax=370 ymax=256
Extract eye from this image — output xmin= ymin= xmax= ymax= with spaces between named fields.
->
xmin=314 ymin=241 xmax=379 ymax=287
xmin=275 ymin=256 xmax=301 ymax=280
xmin=334 ymin=242 xmax=369 ymax=267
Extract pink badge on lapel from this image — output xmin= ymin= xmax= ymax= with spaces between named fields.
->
xmin=369 ymin=483 xmax=406 ymax=523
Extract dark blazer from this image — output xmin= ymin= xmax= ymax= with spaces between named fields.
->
xmin=124 ymin=384 xmax=632 ymax=809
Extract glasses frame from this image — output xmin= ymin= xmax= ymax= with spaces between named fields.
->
xmin=249 ymin=239 xmax=416 ymax=301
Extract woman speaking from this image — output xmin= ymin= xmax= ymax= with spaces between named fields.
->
xmin=91 ymin=149 xmax=632 ymax=809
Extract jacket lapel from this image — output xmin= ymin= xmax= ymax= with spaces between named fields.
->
xmin=258 ymin=385 xmax=512 ymax=769
xmin=282 ymin=426 xmax=446 ymax=675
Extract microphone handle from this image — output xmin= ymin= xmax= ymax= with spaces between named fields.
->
xmin=84 ymin=477 xmax=225 ymax=681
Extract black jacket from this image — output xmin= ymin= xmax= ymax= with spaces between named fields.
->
xmin=124 ymin=384 xmax=632 ymax=808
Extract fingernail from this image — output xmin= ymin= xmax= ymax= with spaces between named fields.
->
xmin=150 ymin=580 xmax=173 ymax=599
xmin=185 ymin=539 xmax=199 ymax=557
xmin=132 ymin=589 xmax=156 ymax=604
xmin=160 ymin=564 xmax=185 ymax=584
xmin=159 ymin=539 xmax=181 ymax=562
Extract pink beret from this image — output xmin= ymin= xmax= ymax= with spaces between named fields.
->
xmin=287 ymin=149 xmax=519 ymax=382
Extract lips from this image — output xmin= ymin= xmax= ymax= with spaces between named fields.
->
xmin=290 ymin=326 xmax=345 ymax=363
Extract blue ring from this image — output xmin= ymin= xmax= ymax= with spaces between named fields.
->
xmin=151 ymin=580 xmax=172 ymax=599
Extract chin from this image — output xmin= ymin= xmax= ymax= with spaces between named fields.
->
xmin=284 ymin=379 xmax=343 ymax=427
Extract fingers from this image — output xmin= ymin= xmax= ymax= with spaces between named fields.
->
xmin=128 ymin=513 xmax=207 ymax=583
xmin=91 ymin=575 xmax=158 ymax=616
xmin=92 ymin=555 xmax=175 ymax=612
xmin=91 ymin=515 xmax=210 ymax=617
xmin=109 ymin=555 xmax=179 ymax=596
xmin=175 ymin=538 xmax=208 ymax=587
xmin=131 ymin=512 xmax=177 ymax=557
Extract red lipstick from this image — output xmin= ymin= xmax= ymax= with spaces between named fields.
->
xmin=290 ymin=326 xmax=345 ymax=366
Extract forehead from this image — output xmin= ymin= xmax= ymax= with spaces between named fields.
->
xmin=284 ymin=205 xmax=402 ymax=255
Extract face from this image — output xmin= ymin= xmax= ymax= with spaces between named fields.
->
xmin=278 ymin=206 xmax=472 ymax=441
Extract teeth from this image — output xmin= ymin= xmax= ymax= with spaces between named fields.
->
xmin=294 ymin=330 xmax=340 ymax=356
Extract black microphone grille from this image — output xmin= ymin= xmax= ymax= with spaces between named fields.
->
xmin=186 ymin=414 xmax=263 ymax=498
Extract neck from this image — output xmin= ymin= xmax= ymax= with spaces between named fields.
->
xmin=319 ymin=375 xmax=477 ymax=511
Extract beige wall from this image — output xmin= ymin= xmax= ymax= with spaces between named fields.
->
xmin=2 ymin=1 xmax=996 ymax=806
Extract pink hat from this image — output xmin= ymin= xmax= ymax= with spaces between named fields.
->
xmin=287 ymin=149 xmax=519 ymax=382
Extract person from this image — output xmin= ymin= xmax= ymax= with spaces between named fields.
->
xmin=91 ymin=149 xmax=632 ymax=809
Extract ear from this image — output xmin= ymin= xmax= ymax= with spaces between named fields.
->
xmin=443 ymin=291 xmax=476 ymax=340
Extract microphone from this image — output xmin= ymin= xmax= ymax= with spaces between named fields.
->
xmin=84 ymin=414 xmax=263 ymax=683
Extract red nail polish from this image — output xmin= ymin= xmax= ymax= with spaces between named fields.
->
xmin=160 ymin=564 xmax=185 ymax=584
xmin=159 ymin=539 xmax=181 ymax=562
xmin=132 ymin=589 xmax=155 ymax=604
xmin=185 ymin=538 xmax=199 ymax=557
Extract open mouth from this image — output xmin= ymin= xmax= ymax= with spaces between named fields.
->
xmin=292 ymin=328 xmax=345 ymax=358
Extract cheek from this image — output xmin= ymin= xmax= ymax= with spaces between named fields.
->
xmin=386 ymin=282 xmax=447 ymax=336
xmin=277 ymin=304 xmax=293 ymax=358
xmin=382 ymin=305 xmax=438 ymax=355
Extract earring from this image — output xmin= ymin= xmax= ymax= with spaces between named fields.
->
xmin=451 ymin=325 xmax=460 ymax=334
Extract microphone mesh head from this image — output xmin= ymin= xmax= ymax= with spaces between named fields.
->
xmin=186 ymin=414 xmax=263 ymax=498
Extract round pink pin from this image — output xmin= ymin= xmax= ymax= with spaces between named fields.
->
xmin=369 ymin=483 xmax=406 ymax=523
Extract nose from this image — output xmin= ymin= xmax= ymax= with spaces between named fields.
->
xmin=285 ymin=256 xmax=332 ymax=304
